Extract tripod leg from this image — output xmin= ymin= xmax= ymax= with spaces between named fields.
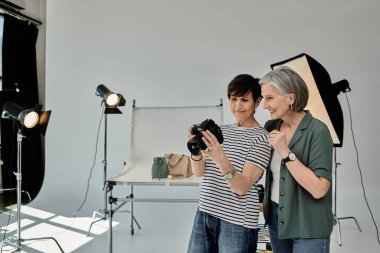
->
xmin=130 ymin=186 xmax=135 ymax=235
xmin=334 ymin=216 xmax=342 ymax=246
xmin=87 ymin=216 xmax=106 ymax=237
xmin=23 ymin=237 xmax=64 ymax=253
xmin=108 ymin=186 xmax=114 ymax=253
xmin=88 ymin=181 xmax=112 ymax=236
xmin=338 ymin=216 xmax=362 ymax=232
xmin=132 ymin=215 xmax=142 ymax=229
xmin=127 ymin=185 xmax=142 ymax=234
xmin=91 ymin=210 xmax=103 ymax=220
xmin=3 ymin=237 xmax=19 ymax=252
xmin=332 ymin=149 xmax=362 ymax=246
xmin=335 ymin=216 xmax=362 ymax=246
xmin=130 ymin=200 xmax=135 ymax=235
xmin=3 ymin=237 xmax=64 ymax=253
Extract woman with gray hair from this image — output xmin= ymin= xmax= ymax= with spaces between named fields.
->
xmin=259 ymin=66 xmax=333 ymax=253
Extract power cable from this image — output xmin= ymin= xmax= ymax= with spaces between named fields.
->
xmin=74 ymin=103 xmax=104 ymax=217
xmin=345 ymin=93 xmax=380 ymax=245
xmin=47 ymin=103 xmax=104 ymax=238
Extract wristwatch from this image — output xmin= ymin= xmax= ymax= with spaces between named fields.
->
xmin=282 ymin=152 xmax=296 ymax=164
xmin=223 ymin=169 xmax=236 ymax=180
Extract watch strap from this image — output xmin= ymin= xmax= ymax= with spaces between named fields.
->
xmin=282 ymin=152 xmax=295 ymax=165
xmin=282 ymin=156 xmax=291 ymax=164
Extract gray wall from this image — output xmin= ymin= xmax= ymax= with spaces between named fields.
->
xmin=29 ymin=0 xmax=379 ymax=240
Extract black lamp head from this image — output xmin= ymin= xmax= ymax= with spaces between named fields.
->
xmin=332 ymin=79 xmax=351 ymax=95
xmin=2 ymin=101 xmax=40 ymax=128
xmin=1 ymin=101 xmax=51 ymax=135
xmin=96 ymin=84 xmax=126 ymax=109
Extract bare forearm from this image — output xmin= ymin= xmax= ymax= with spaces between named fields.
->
xmin=286 ymin=159 xmax=331 ymax=199
xmin=217 ymin=159 xmax=264 ymax=196
xmin=227 ymin=173 xmax=260 ymax=195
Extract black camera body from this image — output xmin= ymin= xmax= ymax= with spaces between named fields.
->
xmin=187 ymin=119 xmax=224 ymax=156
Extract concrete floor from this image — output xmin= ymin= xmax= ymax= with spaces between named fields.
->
xmin=0 ymin=202 xmax=379 ymax=253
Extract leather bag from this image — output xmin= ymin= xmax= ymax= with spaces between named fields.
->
xmin=164 ymin=153 xmax=193 ymax=178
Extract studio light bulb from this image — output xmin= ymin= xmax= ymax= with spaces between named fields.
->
xmin=23 ymin=111 xmax=39 ymax=128
xmin=106 ymin=94 xmax=120 ymax=107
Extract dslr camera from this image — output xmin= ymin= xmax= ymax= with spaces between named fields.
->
xmin=187 ymin=119 xmax=224 ymax=156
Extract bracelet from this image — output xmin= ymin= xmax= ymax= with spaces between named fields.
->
xmin=223 ymin=169 xmax=236 ymax=181
xmin=190 ymin=155 xmax=202 ymax=161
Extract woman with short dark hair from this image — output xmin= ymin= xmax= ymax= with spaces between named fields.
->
xmin=187 ymin=74 xmax=271 ymax=253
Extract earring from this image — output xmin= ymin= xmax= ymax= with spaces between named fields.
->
xmin=290 ymin=104 xmax=293 ymax=112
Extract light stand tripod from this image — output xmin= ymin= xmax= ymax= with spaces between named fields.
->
xmin=87 ymin=104 xmax=141 ymax=236
xmin=2 ymin=128 xmax=64 ymax=252
xmin=332 ymin=147 xmax=362 ymax=246
xmin=1 ymin=145 xmax=32 ymax=207
xmin=88 ymin=111 xmax=113 ymax=234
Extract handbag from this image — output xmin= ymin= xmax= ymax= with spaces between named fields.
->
xmin=151 ymin=156 xmax=169 ymax=180
xmin=164 ymin=153 xmax=193 ymax=178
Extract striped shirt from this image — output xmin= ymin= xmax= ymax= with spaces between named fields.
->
xmin=198 ymin=124 xmax=271 ymax=229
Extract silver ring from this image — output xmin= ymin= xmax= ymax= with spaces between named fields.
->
xmin=208 ymin=146 xmax=213 ymax=151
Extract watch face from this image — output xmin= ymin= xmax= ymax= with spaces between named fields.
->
xmin=289 ymin=153 xmax=296 ymax=161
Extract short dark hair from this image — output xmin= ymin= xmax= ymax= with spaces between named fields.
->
xmin=227 ymin=74 xmax=261 ymax=102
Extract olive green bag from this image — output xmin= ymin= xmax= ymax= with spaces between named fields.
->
xmin=151 ymin=156 xmax=169 ymax=180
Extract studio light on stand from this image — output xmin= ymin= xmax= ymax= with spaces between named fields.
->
xmin=88 ymin=84 xmax=140 ymax=237
xmin=270 ymin=53 xmax=360 ymax=246
xmin=95 ymin=84 xmax=125 ymax=188
xmin=1 ymin=101 xmax=63 ymax=252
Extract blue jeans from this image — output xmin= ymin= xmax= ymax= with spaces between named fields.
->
xmin=187 ymin=209 xmax=258 ymax=253
xmin=268 ymin=201 xmax=330 ymax=253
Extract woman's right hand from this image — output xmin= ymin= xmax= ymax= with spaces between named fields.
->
xmin=268 ymin=130 xmax=290 ymax=158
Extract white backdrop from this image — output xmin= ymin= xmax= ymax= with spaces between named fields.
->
xmin=110 ymin=103 xmax=223 ymax=183
xmin=28 ymin=0 xmax=380 ymax=242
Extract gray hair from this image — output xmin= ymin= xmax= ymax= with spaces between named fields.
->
xmin=258 ymin=66 xmax=309 ymax=112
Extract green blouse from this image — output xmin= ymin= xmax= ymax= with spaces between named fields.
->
xmin=263 ymin=111 xmax=334 ymax=239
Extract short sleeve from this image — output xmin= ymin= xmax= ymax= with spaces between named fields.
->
xmin=308 ymin=123 xmax=333 ymax=181
xmin=246 ymin=128 xmax=272 ymax=170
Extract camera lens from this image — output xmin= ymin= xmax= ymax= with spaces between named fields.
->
xmin=187 ymin=136 xmax=206 ymax=156
xmin=187 ymin=119 xmax=223 ymax=156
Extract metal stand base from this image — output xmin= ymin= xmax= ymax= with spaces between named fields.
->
xmin=87 ymin=182 xmax=141 ymax=237
xmin=333 ymin=148 xmax=362 ymax=246
xmin=1 ymin=130 xmax=64 ymax=252
xmin=125 ymin=186 xmax=142 ymax=235
xmin=334 ymin=215 xmax=362 ymax=246
xmin=3 ymin=234 xmax=64 ymax=252
xmin=87 ymin=206 xmax=142 ymax=236
xmin=87 ymin=210 xmax=107 ymax=237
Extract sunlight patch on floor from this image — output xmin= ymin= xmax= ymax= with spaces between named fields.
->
xmin=0 ymin=206 xmax=119 ymax=252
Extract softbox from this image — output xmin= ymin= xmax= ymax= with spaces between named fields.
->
xmin=271 ymin=53 xmax=349 ymax=147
